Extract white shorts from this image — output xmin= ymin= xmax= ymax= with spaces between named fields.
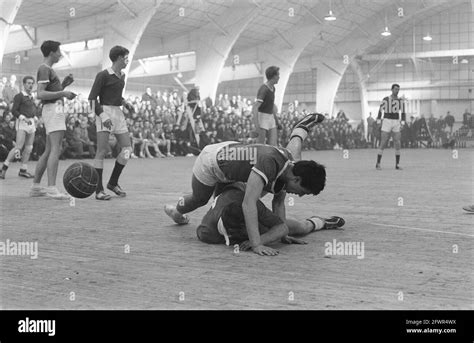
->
xmin=96 ymin=105 xmax=128 ymax=134
xmin=381 ymin=119 xmax=401 ymax=133
xmin=193 ymin=141 xmax=237 ymax=187
xmin=16 ymin=118 xmax=36 ymax=135
xmin=42 ymin=102 xmax=66 ymax=135
xmin=258 ymin=112 xmax=276 ymax=130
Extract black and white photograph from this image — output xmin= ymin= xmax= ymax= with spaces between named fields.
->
xmin=0 ymin=0 xmax=473 ymax=338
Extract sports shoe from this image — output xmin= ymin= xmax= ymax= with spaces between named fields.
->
xmin=96 ymin=191 xmax=111 ymax=201
xmin=293 ymin=112 xmax=325 ymax=133
xmin=395 ymin=165 xmax=403 ymax=170
xmin=164 ymin=204 xmax=190 ymax=225
xmin=462 ymin=205 xmax=474 ymax=213
xmin=376 ymin=163 xmax=381 ymax=170
xmin=323 ymin=216 xmax=345 ymax=230
xmin=30 ymin=184 xmax=47 ymax=197
xmin=19 ymin=169 xmax=34 ymax=178
xmin=107 ymin=183 xmax=126 ymax=197
xmin=45 ymin=187 xmax=71 ymax=200
xmin=0 ymin=170 xmax=5 ymax=180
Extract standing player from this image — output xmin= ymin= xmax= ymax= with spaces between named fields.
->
xmin=196 ymin=182 xmax=345 ymax=255
xmin=1 ymin=76 xmax=37 ymax=179
xmin=251 ymin=66 xmax=282 ymax=146
xmin=31 ymin=40 xmax=76 ymax=199
xmin=375 ymin=84 xmax=406 ymax=170
xmin=164 ymin=112 xmax=325 ymax=256
xmin=89 ymin=46 xmax=134 ymax=200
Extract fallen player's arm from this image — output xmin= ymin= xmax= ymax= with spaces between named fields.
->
xmin=243 ymin=171 xmax=265 ymax=248
xmin=272 ymin=190 xmax=286 ymax=222
xmin=258 ymin=223 xmax=289 ymax=246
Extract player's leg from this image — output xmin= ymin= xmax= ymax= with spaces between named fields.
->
xmin=19 ymin=131 xmax=35 ymax=178
xmin=267 ymin=127 xmax=277 ymax=146
xmin=376 ymin=130 xmax=390 ymax=169
xmin=94 ymin=131 xmax=111 ymax=200
xmin=393 ymin=131 xmax=402 ymax=169
xmin=286 ymin=112 xmax=325 ymax=161
xmin=285 ymin=216 xmax=345 ymax=236
xmin=165 ymin=174 xmax=215 ymax=224
xmin=107 ymin=131 xmax=132 ymax=196
xmin=32 ymin=134 xmax=51 ymax=188
xmin=257 ymin=128 xmax=267 ymax=144
xmin=1 ymin=129 xmax=26 ymax=179
xmin=45 ymin=130 xmax=69 ymax=199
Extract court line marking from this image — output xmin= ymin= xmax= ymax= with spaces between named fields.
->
xmin=372 ymin=223 xmax=474 ymax=238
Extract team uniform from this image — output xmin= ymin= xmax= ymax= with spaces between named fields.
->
xmin=89 ymin=68 xmax=128 ymax=134
xmin=193 ymin=141 xmax=293 ymax=193
xmin=378 ymin=96 xmax=406 ymax=133
xmin=0 ymin=91 xmax=37 ymax=179
xmin=196 ymin=182 xmax=283 ymax=245
xmin=89 ymin=67 xmax=132 ymax=199
xmin=376 ymin=94 xmax=406 ymax=170
xmin=37 ymin=64 xmax=65 ymax=134
xmin=256 ymin=84 xmax=276 ymax=130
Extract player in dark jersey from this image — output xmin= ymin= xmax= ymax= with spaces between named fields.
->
xmin=251 ymin=66 xmax=281 ymax=146
xmin=376 ymin=84 xmax=406 ymax=170
xmin=196 ymin=182 xmax=345 ymax=255
xmin=1 ymin=76 xmax=37 ymax=179
xmin=89 ymin=46 xmax=134 ymax=200
xmin=164 ymin=111 xmax=325 ymax=256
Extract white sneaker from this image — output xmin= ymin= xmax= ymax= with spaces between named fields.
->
xmin=45 ymin=187 xmax=71 ymax=200
xmin=30 ymin=184 xmax=47 ymax=197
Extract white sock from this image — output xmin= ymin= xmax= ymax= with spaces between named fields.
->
xmin=307 ymin=217 xmax=325 ymax=231
xmin=21 ymin=164 xmax=27 ymax=170
xmin=290 ymin=128 xmax=308 ymax=142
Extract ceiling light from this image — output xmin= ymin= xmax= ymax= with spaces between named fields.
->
xmin=460 ymin=58 xmax=469 ymax=64
xmin=423 ymin=34 xmax=432 ymax=41
xmin=324 ymin=10 xmax=336 ymax=21
xmin=381 ymin=26 xmax=391 ymax=36
xmin=395 ymin=63 xmax=403 ymax=67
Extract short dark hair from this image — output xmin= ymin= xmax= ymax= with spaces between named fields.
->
xmin=109 ymin=46 xmax=129 ymax=62
xmin=293 ymin=160 xmax=326 ymax=195
xmin=23 ymin=76 xmax=35 ymax=84
xmin=391 ymin=84 xmax=400 ymax=90
xmin=265 ymin=66 xmax=280 ymax=80
xmin=40 ymin=40 xmax=61 ymax=57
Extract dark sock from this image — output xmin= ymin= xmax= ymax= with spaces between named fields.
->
xmin=2 ymin=164 xmax=8 ymax=171
xmin=96 ymin=168 xmax=104 ymax=193
xmin=19 ymin=168 xmax=26 ymax=172
xmin=376 ymin=154 xmax=382 ymax=164
xmin=108 ymin=161 xmax=125 ymax=186
xmin=396 ymin=154 xmax=400 ymax=165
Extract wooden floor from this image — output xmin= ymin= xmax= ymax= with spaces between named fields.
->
xmin=1 ymin=148 xmax=472 ymax=310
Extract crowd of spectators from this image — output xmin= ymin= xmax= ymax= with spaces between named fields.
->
xmin=1 ymin=76 xmax=473 ymax=162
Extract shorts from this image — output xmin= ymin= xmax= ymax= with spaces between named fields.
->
xmin=381 ymin=118 xmax=401 ymax=133
xmin=42 ymin=102 xmax=66 ymax=134
xmin=16 ymin=118 xmax=36 ymax=135
xmin=192 ymin=141 xmax=237 ymax=187
xmin=258 ymin=112 xmax=276 ymax=130
xmin=96 ymin=105 xmax=128 ymax=134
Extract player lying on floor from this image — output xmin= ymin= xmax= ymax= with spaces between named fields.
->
xmin=165 ymin=112 xmax=326 ymax=256
xmin=196 ymin=182 xmax=345 ymax=255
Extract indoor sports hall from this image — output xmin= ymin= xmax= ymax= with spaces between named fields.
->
xmin=1 ymin=0 xmax=472 ymax=310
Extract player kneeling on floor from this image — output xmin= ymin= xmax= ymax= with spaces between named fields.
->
xmin=196 ymin=182 xmax=345 ymax=256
